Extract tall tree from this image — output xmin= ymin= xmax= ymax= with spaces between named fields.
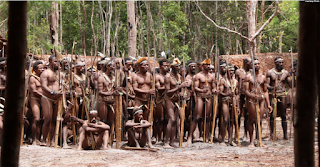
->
xmin=127 ymin=0 xmax=136 ymax=57
xmin=50 ymin=1 xmax=59 ymax=47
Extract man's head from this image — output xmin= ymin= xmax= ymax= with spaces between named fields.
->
xmin=243 ymin=57 xmax=252 ymax=70
xmin=171 ymin=58 xmax=181 ymax=74
xmin=220 ymin=61 xmax=227 ymax=75
xmin=60 ymin=57 xmax=71 ymax=71
xmin=159 ymin=58 xmax=170 ymax=73
xmin=89 ymin=110 xmax=99 ymax=123
xmin=197 ymin=60 xmax=203 ymax=72
xmin=187 ymin=60 xmax=197 ymax=74
xmin=201 ymin=58 xmax=211 ymax=72
xmin=105 ymin=59 xmax=115 ymax=74
xmin=137 ymin=57 xmax=149 ymax=73
xmin=209 ymin=65 xmax=214 ymax=74
xmin=33 ymin=61 xmax=45 ymax=75
xmin=75 ymin=60 xmax=85 ymax=73
xmin=251 ymin=58 xmax=260 ymax=71
xmin=227 ymin=63 xmax=235 ymax=76
xmin=114 ymin=58 xmax=121 ymax=70
xmin=133 ymin=108 xmax=144 ymax=122
xmin=274 ymin=57 xmax=284 ymax=71
xmin=123 ymin=57 xmax=133 ymax=71
xmin=49 ymin=55 xmax=59 ymax=70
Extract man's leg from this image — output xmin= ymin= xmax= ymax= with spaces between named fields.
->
xmin=40 ymin=97 xmax=52 ymax=146
xmin=140 ymin=127 xmax=155 ymax=148
xmin=96 ymin=130 xmax=110 ymax=150
xmin=154 ymin=102 xmax=164 ymax=143
xmin=204 ymin=98 xmax=212 ymax=142
xmin=77 ymin=126 xmax=89 ymax=150
xmin=187 ymin=97 xmax=203 ymax=144
xmin=279 ymin=97 xmax=288 ymax=139
xmin=164 ymin=100 xmax=177 ymax=148
xmin=246 ymin=102 xmax=256 ymax=147
xmin=219 ymin=102 xmax=229 ymax=146
xmin=50 ymin=102 xmax=59 ymax=146
xmin=31 ymin=99 xmax=41 ymax=145
xmin=127 ymin=128 xmax=139 ymax=148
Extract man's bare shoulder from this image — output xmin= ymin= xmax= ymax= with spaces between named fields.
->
xmin=40 ymin=69 xmax=51 ymax=78
xmin=235 ymin=69 xmax=244 ymax=75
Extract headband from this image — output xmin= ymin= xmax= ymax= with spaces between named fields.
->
xmin=75 ymin=62 xmax=85 ymax=67
xmin=89 ymin=110 xmax=98 ymax=114
xmin=275 ymin=58 xmax=284 ymax=62
xmin=0 ymin=61 xmax=5 ymax=65
xmin=220 ymin=64 xmax=226 ymax=67
xmin=188 ymin=63 xmax=197 ymax=66
xmin=133 ymin=109 xmax=143 ymax=116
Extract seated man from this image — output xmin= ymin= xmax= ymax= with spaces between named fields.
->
xmin=125 ymin=108 xmax=155 ymax=148
xmin=70 ymin=110 xmax=110 ymax=150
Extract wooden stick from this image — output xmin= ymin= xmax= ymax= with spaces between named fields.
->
xmin=273 ymin=75 xmax=278 ymax=141
xmin=179 ymin=56 xmax=186 ymax=148
xmin=255 ymin=100 xmax=263 ymax=147
xmin=115 ymin=69 xmax=122 ymax=149
xmin=290 ymin=47 xmax=294 ymax=139
xmin=54 ymin=97 xmax=63 ymax=148
xmin=203 ymin=100 xmax=207 ymax=143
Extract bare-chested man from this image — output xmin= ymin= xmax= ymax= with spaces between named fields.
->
xmin=235 ymin=57 xmax=251 ymax=140
xmin=29 ymin=61 xmax=45 ymax=145
xmin=164 ymin=58 xmax=188 ymax=147
xmin=132 ymin=57 xmax=155 ymax=120
xmin=153 ymin=58 xmax=169 ymax=143
xmin=40 ymin=55 xmax=62 ymax=146
xmin=73 ymin=60 xmax=88 ymax=119
xmin=125 ymin=108 xmax=155 ymax=148
xmin=218 ymin=63 xmax=240 ymax=146
xmin=266 ymin=57 xmax=291 ymax=140
xmin=97 ymin=59 xmax=118 ymax=125
xmin=70 ymin=110 xmax=110 ymax=150
xmin=187 ymin=59 xmax=216 ymax=144
xmin=244 ymin=58 xmax=272 ymax=147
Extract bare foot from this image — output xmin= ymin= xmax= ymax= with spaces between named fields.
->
xmin=102 ymin=147 xmax=110 ymax=150
xmin=40 ymin=141 xmax=46 ymax=146
xmin=248 ymin=143 xmax=255 ymax=147
xmin=163 ymin=144 xmax=173 ymax=149
xmin=62 ymin=144 xmax=72 ymax=149
xmin=77 ymin=146 xmax=84 ymax=150
xmin=148 ymin=145 xmax=156 ymax=149
xmin=169 ymin=143 xmax=178 ymax=148
xmin=32 ymin=140 xmax=41 ymax=146
xmin=219 ymin=142 xmax=227 ymax=146
xmin=186 ymin=138 xmax=192 ymax=144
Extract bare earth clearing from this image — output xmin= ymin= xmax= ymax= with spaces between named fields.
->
xmin=18 ymin=118 xmax=318 ymax=167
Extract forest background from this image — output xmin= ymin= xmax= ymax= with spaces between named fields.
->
xmin=0 ymin=1 xmax=298 ymax=61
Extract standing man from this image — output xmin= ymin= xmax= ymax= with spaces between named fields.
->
xmin=73 ymin=60 xmax=87 ymax=119
xmin=218 ymin=63 xmax=240 ymax=146
xmin=40 ymin=55 xmax=62 ymax=146
xmin=29 ymin=61 xmax=45 ymax=145
xmin=244 ymin=58 xmax=272 ymax=147
xmin=164 ymin=58 xmax=188 ymax=148
xmin=235 ymin=57 xmax=251 ymax=140
xmin=187 ymin=58 xmax=215 ymax=144
xmin=97 ymin=60 xmax=118 ymax=125
xmin=266 ymin=57 xmax=292 ymax=140
xmin=132 ymin=57 xmax=155 ymax=120
xmin=153 ymin=58 xmax=169 ymax=143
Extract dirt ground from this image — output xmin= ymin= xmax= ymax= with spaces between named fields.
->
xmin=19 ymin=118 xmax=318 ymax=167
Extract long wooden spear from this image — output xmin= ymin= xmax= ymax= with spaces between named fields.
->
xmin=210 ymin=49 xmax=219 ymax=144
xmin=249 ymin=46 xmax=262 ymax=147
xmin=290 ymin=47 xmax=294 ymax=139
xmin=179 ymin=55 xmax=186 ymax=148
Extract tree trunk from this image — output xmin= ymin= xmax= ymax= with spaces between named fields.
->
xmin=279 ymin=31 xmax=283 ymax=53
xmin=1 ymin=2 xmax=27 ymax=166
xmin=60 ymin=1 xmax=63 ymax=51
xmin=246 ymin=0 xmax=258 ymax=54
xmin=98 ymin=0 xmax=106 ymax=55
xmin=294 ymin=2 xmax=319 ymax=166
xmin=146 ymin=1 xmax=151 ymax=57
xmin=158 ymin=1 xmax=162 ymax=52
xmin=50 ymin=2 xmax=59 ymax=47
xmin=91 ymin=0 xmax=97 ymax=57
xmin=257 ymin=0 xmax=265 ymax=53
xmin=127 ymin=0 xmax=137 ymax=58
xmin=106 ymin=1 xmax=112 ymax=57
xmin=81 ymin=0 xmax=87 ymax=55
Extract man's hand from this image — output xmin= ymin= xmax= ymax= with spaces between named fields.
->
xmin=268 ymin=105 xmax=273 ymax=114
xmin=70 ymin=116 xmax=78 ymax=122
xmin=148 ymin=89 xmax=155 ymax=95
xmin=87 ymin=123 xmax=97 ymax=128
xmin=180 ymin=81 xmax=189 ymax=88
xmin=228 ymin=92 xmax=235 ymax=97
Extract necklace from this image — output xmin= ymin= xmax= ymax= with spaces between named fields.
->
xmin=272 ymin=68 xmax=284 ymax=75
xmin=170 ymin=72 xmax=181 ymax=85
xmin=31 ymin=73 xmax=40 ymax=82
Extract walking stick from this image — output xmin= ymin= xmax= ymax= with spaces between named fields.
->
xmin=180 ymin=56 xmax=186 ymax=148
xmin=148 ymin=53 xmax=156 ymax=132
xmin=115 ymin=58 xmax=123 ymax=149
xmin=21 ymin=53 xmax=34 ymax=146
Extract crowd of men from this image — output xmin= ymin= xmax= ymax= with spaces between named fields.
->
xmin=0 ymin=54 xmax=296 ymax=150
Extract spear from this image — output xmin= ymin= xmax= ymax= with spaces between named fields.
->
xmin=179 ymin=55 xmax=186 ymax=148
xmin=70 ymin=41 xmax=77 ymax=145
xmin=249 ymin=46 xmax=262 ymax=147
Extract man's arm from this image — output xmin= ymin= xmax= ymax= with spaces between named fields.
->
xmin=194 ymin=75 xmax=206 ymax=94
xmin=40 ymin=70 xmax=51 ymax=94
xmin=29 ymin=77 xmax=42 ymax=97
xmin=263 ymin=76 xmax=273 ymax=113
xmin=266 ymin=71 xmax=274 ymax=91
xmin=132 ymin=73 xmax=154 ymax=95
xmin=97 ymin=76 xmax=114 ymax=96
xmin=87 ymin=122 xmax=110 ymax=131
xmin=243 ymin=76 xmax=256 ymax=100
xmin=155 ymin=75 xmax=165 ymax=91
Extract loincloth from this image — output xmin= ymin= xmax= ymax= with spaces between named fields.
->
xmin=269 ymin=91 xmax=286 ymax=98
xmin=31 ymin=96 xmax=41 ymax=101
xmin=98 ymin=95 xmax=115 ymax=104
